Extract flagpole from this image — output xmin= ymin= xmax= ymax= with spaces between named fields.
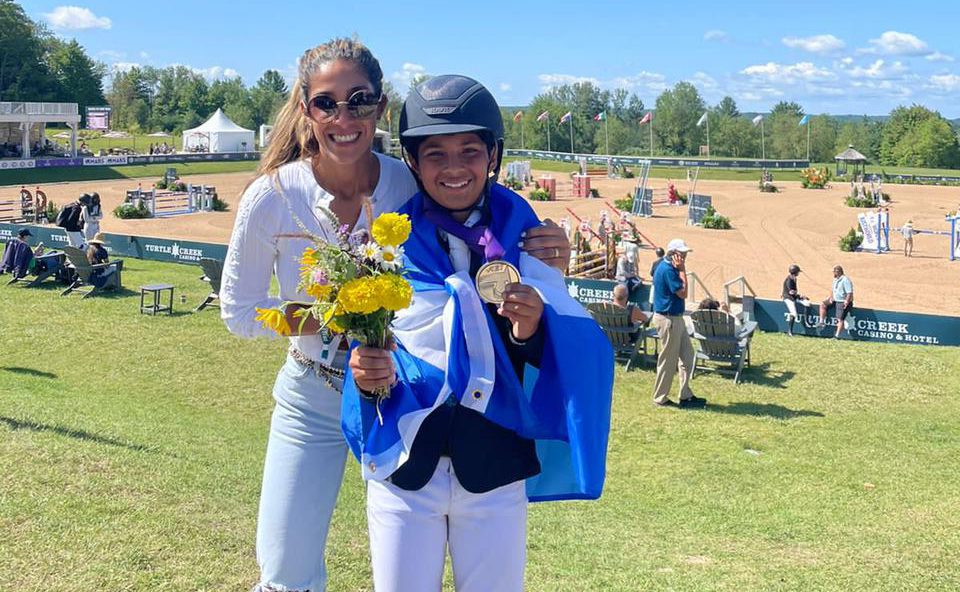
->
xmin=570 ymin=117 xmax=575 ymax=155
xmin=521 ymin=119 xmax=525 ymax=150
xmin=650 ymin=118 xmax=654 ymax=157
xmin=706 ymin=114 xmax=710 ymax=158
xmin=604 ymin=117 xmax=609 ymax=155
xmin=761 ymin=119 xmax=766 ymax=161
xmin=806 ymin=119 xmax=811 ymax=162
xmin=547 ymin=118 xmax=551 ymax=152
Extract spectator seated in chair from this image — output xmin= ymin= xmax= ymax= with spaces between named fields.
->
xmin=85 ymin=233 xmax=116 ymax=288
xmin=615 ymin=247 xmax=642 ymax=293
xmin=1 ymin=229 xmax=43 ymax=279
xmin=612 ymin=283 xmax=649 ymax=342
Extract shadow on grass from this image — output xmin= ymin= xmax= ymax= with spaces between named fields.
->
xmin=740 ymin=363 xmax=796 ymax=389
xmin=704 ymin=402 xmax=824 ymax=420
xmin=0 ymin=416 xmax=159 ymax=453
xmin=1 ymin=366 xmax=57 ymax=379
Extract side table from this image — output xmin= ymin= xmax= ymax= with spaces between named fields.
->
xmin=140 ymin=283 xmax=175 ymax=315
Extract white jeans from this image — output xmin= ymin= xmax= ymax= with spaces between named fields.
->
xmin=367 ymin=457 xmax=527 ymax=592
xmin=783 ymin=298 xmax=798 ymax=319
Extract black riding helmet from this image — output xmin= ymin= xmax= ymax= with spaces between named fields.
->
xmin=399 ymin=75 xmax=505 ymax=181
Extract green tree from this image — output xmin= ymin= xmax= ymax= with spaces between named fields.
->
xmin=716 ymin=96 xmax=739 ymax=118
xmin=770 ymin=101 xmax=804 ymax=119
xmin=653 ymin=82 xmax=706 ymax=155
xmin=891 ymin=117 xmax=960 ymax=168
xmin=107 ymin=66 xmax=152 ymax=130
xmin=879 ymin=105 xmax=938 ymax=166
xmin=711 ymin=115 xmax=757 ymax=157
xmin=0 ymin=0 xmax=58 ymax=101
xmin=45 ymin=38 xmax=106 ymax=125
xmin=251 ymin=69 xmax=288 ymax=129
xmin=209 ymin=77 xmax=255 ymax=129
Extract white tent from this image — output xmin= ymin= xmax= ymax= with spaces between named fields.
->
xmin=182 ymin=108 xmax=255 ymax=153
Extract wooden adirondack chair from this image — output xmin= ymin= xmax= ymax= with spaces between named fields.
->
xmin=195 ymin=257 xmax=223 ymax=311
xmin=7 ymin=251 xmax=67 ymax=288
xmin=690 ymin=309 xmax=757 ymax=384
xmin=60 ymin=246 xmax=124 ymax=298
xmin=587 ymin=302 xmax=653 ymax=371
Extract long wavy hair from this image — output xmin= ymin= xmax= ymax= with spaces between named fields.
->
xmin=257 ymin=38 xmax=384 ymax=176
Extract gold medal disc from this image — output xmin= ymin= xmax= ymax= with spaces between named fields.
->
xmin=475 ymin=260 xmax=521 ymax=304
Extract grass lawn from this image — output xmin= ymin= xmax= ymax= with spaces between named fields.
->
xmin=44 ymin=129 xmax=184 ymax=156
xmin=2 ymin=259 xmax=960 ymax=590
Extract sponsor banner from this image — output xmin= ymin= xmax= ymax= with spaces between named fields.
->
xmin=0 ymin=223 xmax=227 ymax=264
xmin=83 ymin=155 xmax=129 ymax=166
xmin=0 ymin=159 xmax=36 ymax=170
xmin=564 ymin=277 xmax=651 ymax=309
xmin=504 ymin=149 xmax=808 ymax=170
xmin=754 ymin=298 xmax=960 ymax=347
xmin=127 ymin=152 xmax=260 ymax=165
xmin=35 ymin=157 xmax=84 ymax=168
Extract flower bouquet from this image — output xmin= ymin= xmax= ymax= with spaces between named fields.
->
xmin=255 ymin=205 xmax=413 ymax=402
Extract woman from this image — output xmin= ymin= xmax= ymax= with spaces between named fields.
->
xmin=81 ymin=192 xmax=103 ymax=242
xmin=220 ymin=38 xmax=571 ymax=592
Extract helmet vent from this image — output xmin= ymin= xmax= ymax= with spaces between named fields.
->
xmin=417 ymin=75 xmax=477 ymax=101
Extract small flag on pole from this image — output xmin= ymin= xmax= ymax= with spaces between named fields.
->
xmin=537 ymin=110 xmax=549 ymax=122
xmin=559 ymin=111 xmax=572 ymax=124
xmin=639 ymin=112 xmax=652 ymax=125
xmin=513 ymin=111 xmax=523 ymax=123
xmin=798 ymin=114 xmax=810 ymax=126
xmin=752 ymin=114 xmax=764 ymax=126
xmin=696 ymin=112 xmax=708 ymax=127
xmin=594 ymin=111 xmax=606 ymax=121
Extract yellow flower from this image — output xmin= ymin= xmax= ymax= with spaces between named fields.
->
xmin=306 ymin=282 xmax=333 ymax=301
xmin=337 ymin=277 xmax=381 ymax=314
xmin=376 ymin=274 xmax=413 ymax=311
xmin=300 ymin=247 xmax=319 ymax=268
xmin=371 ymin=212 xmax=411 ymax=247
xmin=255 ymin=307 xmax=292 ymax=336
xmin=323 ymin=305 xmax=345 ymax=334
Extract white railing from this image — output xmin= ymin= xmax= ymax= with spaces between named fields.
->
xmin=0 ymin=102 xmax=79 ymax=116
xmin=723 ymin=276 xmax=757 ymax=322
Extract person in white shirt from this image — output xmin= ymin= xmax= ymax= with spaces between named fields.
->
xmin=81 ymin=193 xmax=103 ymax=242
xmin=220 ymin=38 xmax=571 ymax=592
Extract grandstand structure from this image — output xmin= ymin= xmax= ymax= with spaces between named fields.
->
xmin=0 ymin=102 xmax=80 ymax=159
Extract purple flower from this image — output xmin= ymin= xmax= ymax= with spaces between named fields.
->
xmin=311 ymin=268 xmax=329 ymax=285
xmin=349 ymin=229 xmax=370 ymax=246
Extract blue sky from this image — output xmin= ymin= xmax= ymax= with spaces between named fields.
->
xmin=21 ymin=0 xmax=960 ymax=117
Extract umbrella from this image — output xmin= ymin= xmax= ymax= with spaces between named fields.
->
xmin=147 ymin=131 xmax=172 ymax=137
xmin=103 ymin=130 xmax=131 ymax=138
xmin=53 ymin=131 xmax=72 ymax=139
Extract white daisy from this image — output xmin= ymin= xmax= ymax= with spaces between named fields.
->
xmin=377 ymin=245 xmax=404 ymax=271
xmin=359 ymin=242 xmax=381 ymax=261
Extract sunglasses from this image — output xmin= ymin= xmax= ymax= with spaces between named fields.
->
xmin=306 ymin=90 xmax=381 ymax=122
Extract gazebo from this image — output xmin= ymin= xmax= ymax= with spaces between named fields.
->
xmin=182 ymin=108 xmax=255 ymax=153
xmin=835 ymin=145 xmax=867 ymax=178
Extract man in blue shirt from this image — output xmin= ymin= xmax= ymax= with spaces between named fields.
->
xmin=651 ymin=239 xmax=705 ymax=408
xmin=818 ymin=265 xmax=854 ymax=338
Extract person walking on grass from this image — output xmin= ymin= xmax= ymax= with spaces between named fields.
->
xmin=651 ymin=238 xmax=705 ymax=409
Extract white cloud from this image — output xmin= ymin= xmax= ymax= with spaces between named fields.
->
xmin=926 ymin=51 xmax=954 ymax=63
xmin=391 ymin=63 xmax=427 ymax=89
xmin=782 ymin=34 xmax=845 ymax=54
xmin=689 ymin=72 xmax=717 ymax=90
xmin=704 ymin=30 xmax=729 ymax=43
xmin=864 ymin=31 xmax=929 ymax=56
xmin=139 ymin=51 xmax=151 ymax=60
xmin=929 ymin=74 xmax=960 ymax=92
xmin=98 ymin=50 xmax=124 ymax=61
xmin=192 ymin=66 xmax=240 ymax=80
xmin=741 ymin=62 xmax=835 ymax=83
xmin=538 ymin=73 xmax=600 ymax=89
xmin=610 ymin=71 xmax=667 ymax=93
xmin=499 ymin=82 xmax=511 ymax=92
xmin=43 ymin=6 xmax=111 ymax=30
xmin=845 ymin=59 xmax=908 ymax=79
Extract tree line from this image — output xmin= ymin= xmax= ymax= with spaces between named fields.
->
xmin=502 ymin=81 xmax=960 ymax=168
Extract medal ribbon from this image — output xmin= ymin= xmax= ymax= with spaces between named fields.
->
xmin=423 ymin=199 xmax=505 ymax=263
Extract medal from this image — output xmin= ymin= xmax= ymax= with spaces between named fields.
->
xmin=475 ymin=260 xmax=521 ymax=304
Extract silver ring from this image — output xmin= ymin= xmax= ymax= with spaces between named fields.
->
xmin=554 ymin=247 xmax=560 ymax=258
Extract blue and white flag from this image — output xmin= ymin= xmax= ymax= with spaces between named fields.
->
xmin=342 ymin=184 xmax=614 ymax=502
xmin=799 ymin=114 xmax=810 ymax=126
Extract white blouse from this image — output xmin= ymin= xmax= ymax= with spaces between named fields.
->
xmin=220 ymin=153 xmax=419 ymax=363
